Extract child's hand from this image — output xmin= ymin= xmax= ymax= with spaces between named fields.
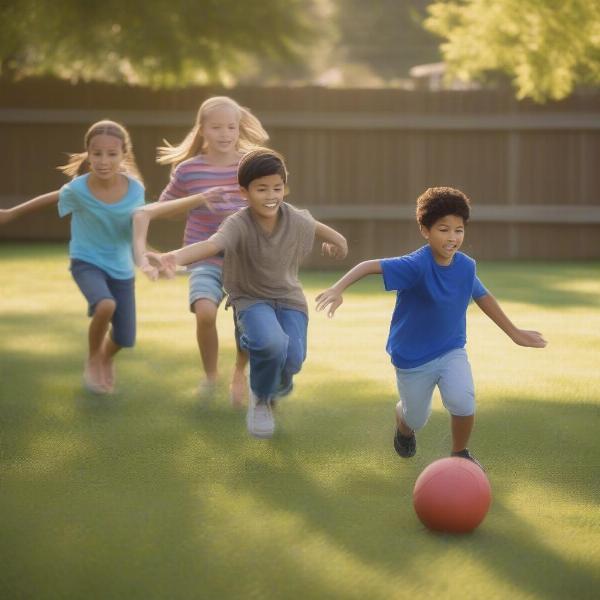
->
xmin=203 ymin=186 xmax=239 ymax=214
xmin=321 ymin=242 xmax=348 ymax=260
xmin=145 ymin=251 xmax=177 ymax=279
xmin=511 ymin=329 xmax=547 ymax=348
xmin=0 ymin=209 xmax=14 ymax=225
xmin=315 ymin=288 xmax=344 ymax=318
xmin=139 ymin=259 xmax=160 ymax=282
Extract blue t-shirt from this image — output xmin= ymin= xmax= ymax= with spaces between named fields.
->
xmin=58 ymin=174 xmax=145 ymax=279
xmin=381 ymin=245 xmax=488 ymax=369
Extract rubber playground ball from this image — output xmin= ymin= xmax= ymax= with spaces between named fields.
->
xmin=413 ymin=457 xmax=492 ymax=533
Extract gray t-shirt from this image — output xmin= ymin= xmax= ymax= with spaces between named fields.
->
xmin=209 ymin=202 xmax=317 ymax=314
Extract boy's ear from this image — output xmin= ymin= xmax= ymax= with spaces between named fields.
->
xmin=239 ymin=186 xmax=249 ymax=200
xmin=420 ymin=225 xmax=429 ymax=240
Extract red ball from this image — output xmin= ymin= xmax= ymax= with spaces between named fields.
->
xmin=413 ymin=457 xmax=492 ymax=533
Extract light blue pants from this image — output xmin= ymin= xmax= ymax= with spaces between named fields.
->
xmin=394 ymin=348 xmax=475 ymax=431
xmin=236 ymin=303 xmax=308 ymax=403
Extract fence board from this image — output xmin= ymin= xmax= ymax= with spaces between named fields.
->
xmin=1 ymin=78 xmax=599 ymax=261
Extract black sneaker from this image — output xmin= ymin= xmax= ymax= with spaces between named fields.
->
xmin=451 ymin=448 xmax=485 ymax=471
xmin=394 ymin=428 xmax=416 ymax=458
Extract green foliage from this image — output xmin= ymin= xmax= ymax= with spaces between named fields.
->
xmin=335 ymin=0 xmax=441 ymax=78
xmin=425 ymin=0 xmax=600 ymax=102
xmin=0 ymin=0 xmax=316 ymax=86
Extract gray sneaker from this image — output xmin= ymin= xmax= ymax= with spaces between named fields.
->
xmin=247 ymin=390 xmax=275 ymax=438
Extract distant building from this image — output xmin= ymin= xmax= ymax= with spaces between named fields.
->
xmin=409 ymin=62 xmax=480 ymax=91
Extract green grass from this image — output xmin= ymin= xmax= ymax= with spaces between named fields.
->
xmin=1 ymin=243 xmax=599 ymax=600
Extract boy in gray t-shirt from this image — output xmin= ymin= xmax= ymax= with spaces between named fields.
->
xmin=147 ymin=148 xmax=348 ymax=438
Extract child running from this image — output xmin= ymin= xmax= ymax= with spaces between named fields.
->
xmin=134 ymin=96 xmax=269 ymax=407
xmin=315 ymin=186 xmax=547 ymax=469
xmin=145 ymin=148 xmax=348 ymax=438
xmin=0 ymin=120 xmax=158 ymax=394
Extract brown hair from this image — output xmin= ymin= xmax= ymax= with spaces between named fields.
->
xmin=57 ymin=120 xmax=143 ymax=182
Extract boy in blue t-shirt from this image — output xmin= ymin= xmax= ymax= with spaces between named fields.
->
xmin=316 ymin=187 xmax=546 ymax=468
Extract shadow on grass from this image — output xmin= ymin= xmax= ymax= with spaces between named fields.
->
xmin=1 ymin=298 xmax=599 ymax=598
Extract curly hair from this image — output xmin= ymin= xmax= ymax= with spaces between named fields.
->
xmin=416 ymin=187 xmax=471 ymax=229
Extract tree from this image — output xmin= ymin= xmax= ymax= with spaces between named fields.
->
xmin=425 ymin=0 xmax=600 ymax=102
xmin=0 ymin=0 xmax=316 ymax=86
xmin=335 ymin=0 xmax=441 ymax=80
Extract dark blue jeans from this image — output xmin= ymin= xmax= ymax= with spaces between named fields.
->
xmin=236 ymin=303 xmax=308 ymax=402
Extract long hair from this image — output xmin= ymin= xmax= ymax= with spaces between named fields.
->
xmin=157 ymin=96 xmax=269 ymax=171
xmin=58 ymin=120 xmax=143 ymax=183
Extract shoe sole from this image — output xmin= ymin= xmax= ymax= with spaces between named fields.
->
xmin=248 ymin=430 xmax=274 ymax=439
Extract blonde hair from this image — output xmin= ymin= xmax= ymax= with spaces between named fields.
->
xmin=157 ymin=96 xmax=269 ymax=170
xmin=58 ymin=120 xmax=143 ymax=183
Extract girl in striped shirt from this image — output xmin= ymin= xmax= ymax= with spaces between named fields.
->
xmin=133 ymin=97 xmax=268 ymax=407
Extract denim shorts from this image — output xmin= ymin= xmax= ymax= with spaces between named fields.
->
xmin=70 ymin=259 xmax=136 ymax=348
xmin=394 ymin=347 xmax=475 ymax=431
xmin=188 ymin=263 xmax=225 ymax=312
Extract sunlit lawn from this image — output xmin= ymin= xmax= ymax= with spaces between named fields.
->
xmin=0 ymin=244 xmax=598 ymax=599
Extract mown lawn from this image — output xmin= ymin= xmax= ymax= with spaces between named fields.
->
xmin=0 ymin=244 xmax=598 ymax=600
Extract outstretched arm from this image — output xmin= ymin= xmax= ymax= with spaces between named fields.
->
xmin=145 ymin=239 xmax=222 ymax=276
xmin=0 ymin=190 xmax=60 ymax=224
xmin=315 ymin=221 xmax=348 ymax=259
xmin=132 ymin=189 xmax=222 ymax=279
xmin=475 ymin=293 xmax=547 ymax=347
xmin=315 ymin=259 xmax=382 ymax=317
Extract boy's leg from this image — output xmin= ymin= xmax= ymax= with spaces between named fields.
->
xmin=437 ymin=348 xmax=482 ymax=467
xmin=229 ymin=308 xmax=248 ymax=409
xmin=236 ymin=303 xmax=288 ymax=401
xmin=450 ymin=415 xmax=474 ymax=453
xmin=274 ymin=307 xmax=308 ymax=398
xmin=394 ymin=362 xmax=438 ymax=457
xmin=230 ymin=349 xmax=248 ymax=409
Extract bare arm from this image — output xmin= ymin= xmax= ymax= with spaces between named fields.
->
xmin=0 ymin=190 xmax=60 ymax=224
xmin=132 ymin=189 xmax=223 ymax=279
xmin=145 ymin=239 xmax=222 ymax=275
xmin=475 ymin=293 xmax=547 ymax=348
xmin=138 ymin=191 xmax=213 ymax=221
xmin=315 ymin=259 xmax=382 ymax=317
xmin=315 ymin=221 xmax=348 ymax=259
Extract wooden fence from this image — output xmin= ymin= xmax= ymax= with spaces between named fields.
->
xmin=1 ymin=77 xmax=599 ymax=265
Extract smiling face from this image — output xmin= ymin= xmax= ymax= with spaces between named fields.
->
xmin=200 ymin=106 xmax=240 ymax=158
xmin=240 ymin=173 xmax=286 ymax=229
xmin=87 ymin=133 xmax=125 ymax=181
xmin=421 ymin=214 xmax=465 ymax=265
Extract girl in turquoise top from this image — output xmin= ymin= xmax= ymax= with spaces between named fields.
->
xmin=0 ymin=120 xmax=160 ymax=394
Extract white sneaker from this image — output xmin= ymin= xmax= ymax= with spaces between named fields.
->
xmin=197 ymin=380 xmax=217 ymax=403
xmin=247 ymin=390 xmax=275 ymax=439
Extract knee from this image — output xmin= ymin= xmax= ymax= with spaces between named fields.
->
xmin=400 ymin=404 xmax=431 ymax=432
xmin=256 ymin=332 xmax=288 ymax=362
xmin=194 ymin=303 xmax=217 ymax=328
xmin=94 ymin=298 xmax=116 ymax=320
xmin=284 ymin=345 xmax=305 ymax=375
xmin=444 ymin=393 xmax=475 ymax=417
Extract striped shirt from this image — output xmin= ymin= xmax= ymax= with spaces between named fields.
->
xmin=159 ymin=155 xmax=246 ymax=267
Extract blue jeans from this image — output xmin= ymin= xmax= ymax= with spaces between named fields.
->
xmin=236 ymin=303 xmax=308 ymax=402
